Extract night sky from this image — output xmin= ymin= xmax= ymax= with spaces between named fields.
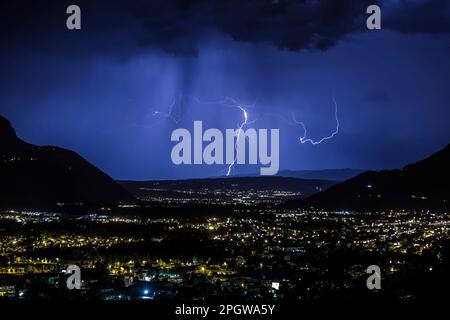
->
xmin=0 ymin=0 xmax=449 ymax=180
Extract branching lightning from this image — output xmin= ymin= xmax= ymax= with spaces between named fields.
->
xmin=152 ymin=93 xmax=339 ymax=176
xmin=182 ymin=96 xmax=254 ymax=176
xmin=226 ymin=103 xmax=249 ymax=176
xmin=151 ymin=95 xmax=254 ymax=176
xmin=198 ymin=97 xmax=254 ymax=176
xmin=292 ymin=96 xmax=339 ymax=145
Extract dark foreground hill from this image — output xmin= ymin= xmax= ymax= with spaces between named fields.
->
xmin=293 ymin=144 xmax=450 ymax=211
xmin=0 ymin=115 xmax=134 ymax=209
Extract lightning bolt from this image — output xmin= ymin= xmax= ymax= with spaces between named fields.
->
xmin=292 ymin=96 xmax=339 ymax=145
xmin=187 ymin=96 xmax=255 ymax=176
xmin=180 ymin=96 xmax=254 ymax=176
xmin=151 ymin=95 xmax=255 ymax=123
xmin=150 ymin=94 xmax=185 ymax=124
xmin=226 ymin=104 xmax=249 ymax=176
xmin=151 ymin=94 xmax=255 ymax=176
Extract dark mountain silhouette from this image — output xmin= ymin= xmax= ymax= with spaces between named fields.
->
xmin=0 ymin=115 xmax=134 ymax=209
xmin=120 ymin=176 xmax=337 ymax=200
xmin=293 ymin=144 xmax=450 ymax=211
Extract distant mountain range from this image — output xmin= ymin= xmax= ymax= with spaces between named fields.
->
xmin=120 ymin=176 xmax=337 ymax=200
xmin=294 ymin=144 xmax=450 ymax=211
xmin=221 ymin=168 xmax=363 ymax=181
xmin=0 ymin=115 xmax=134 ymax=209
xmin=276 ymin=169 xmax=363 ymax=181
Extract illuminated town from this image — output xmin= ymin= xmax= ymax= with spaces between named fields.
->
xmin=1 ymin=207 xmax=448 ymax=301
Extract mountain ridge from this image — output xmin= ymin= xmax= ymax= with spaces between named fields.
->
xmin=293 ymin=144 xmax=450 ymax=211
xmin=0 ymin=115 xmax=135 ymax=209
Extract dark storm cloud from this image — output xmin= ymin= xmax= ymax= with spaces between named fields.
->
xmin=130 ymin=0 xmax=450 ymax=53
xmin=383 ymin=0 xmax=450 ymax=34
xmin=132 ymin=0 xmax=373 ymax=53
xmin=1 ymin=0 xmax=449 ymax=56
